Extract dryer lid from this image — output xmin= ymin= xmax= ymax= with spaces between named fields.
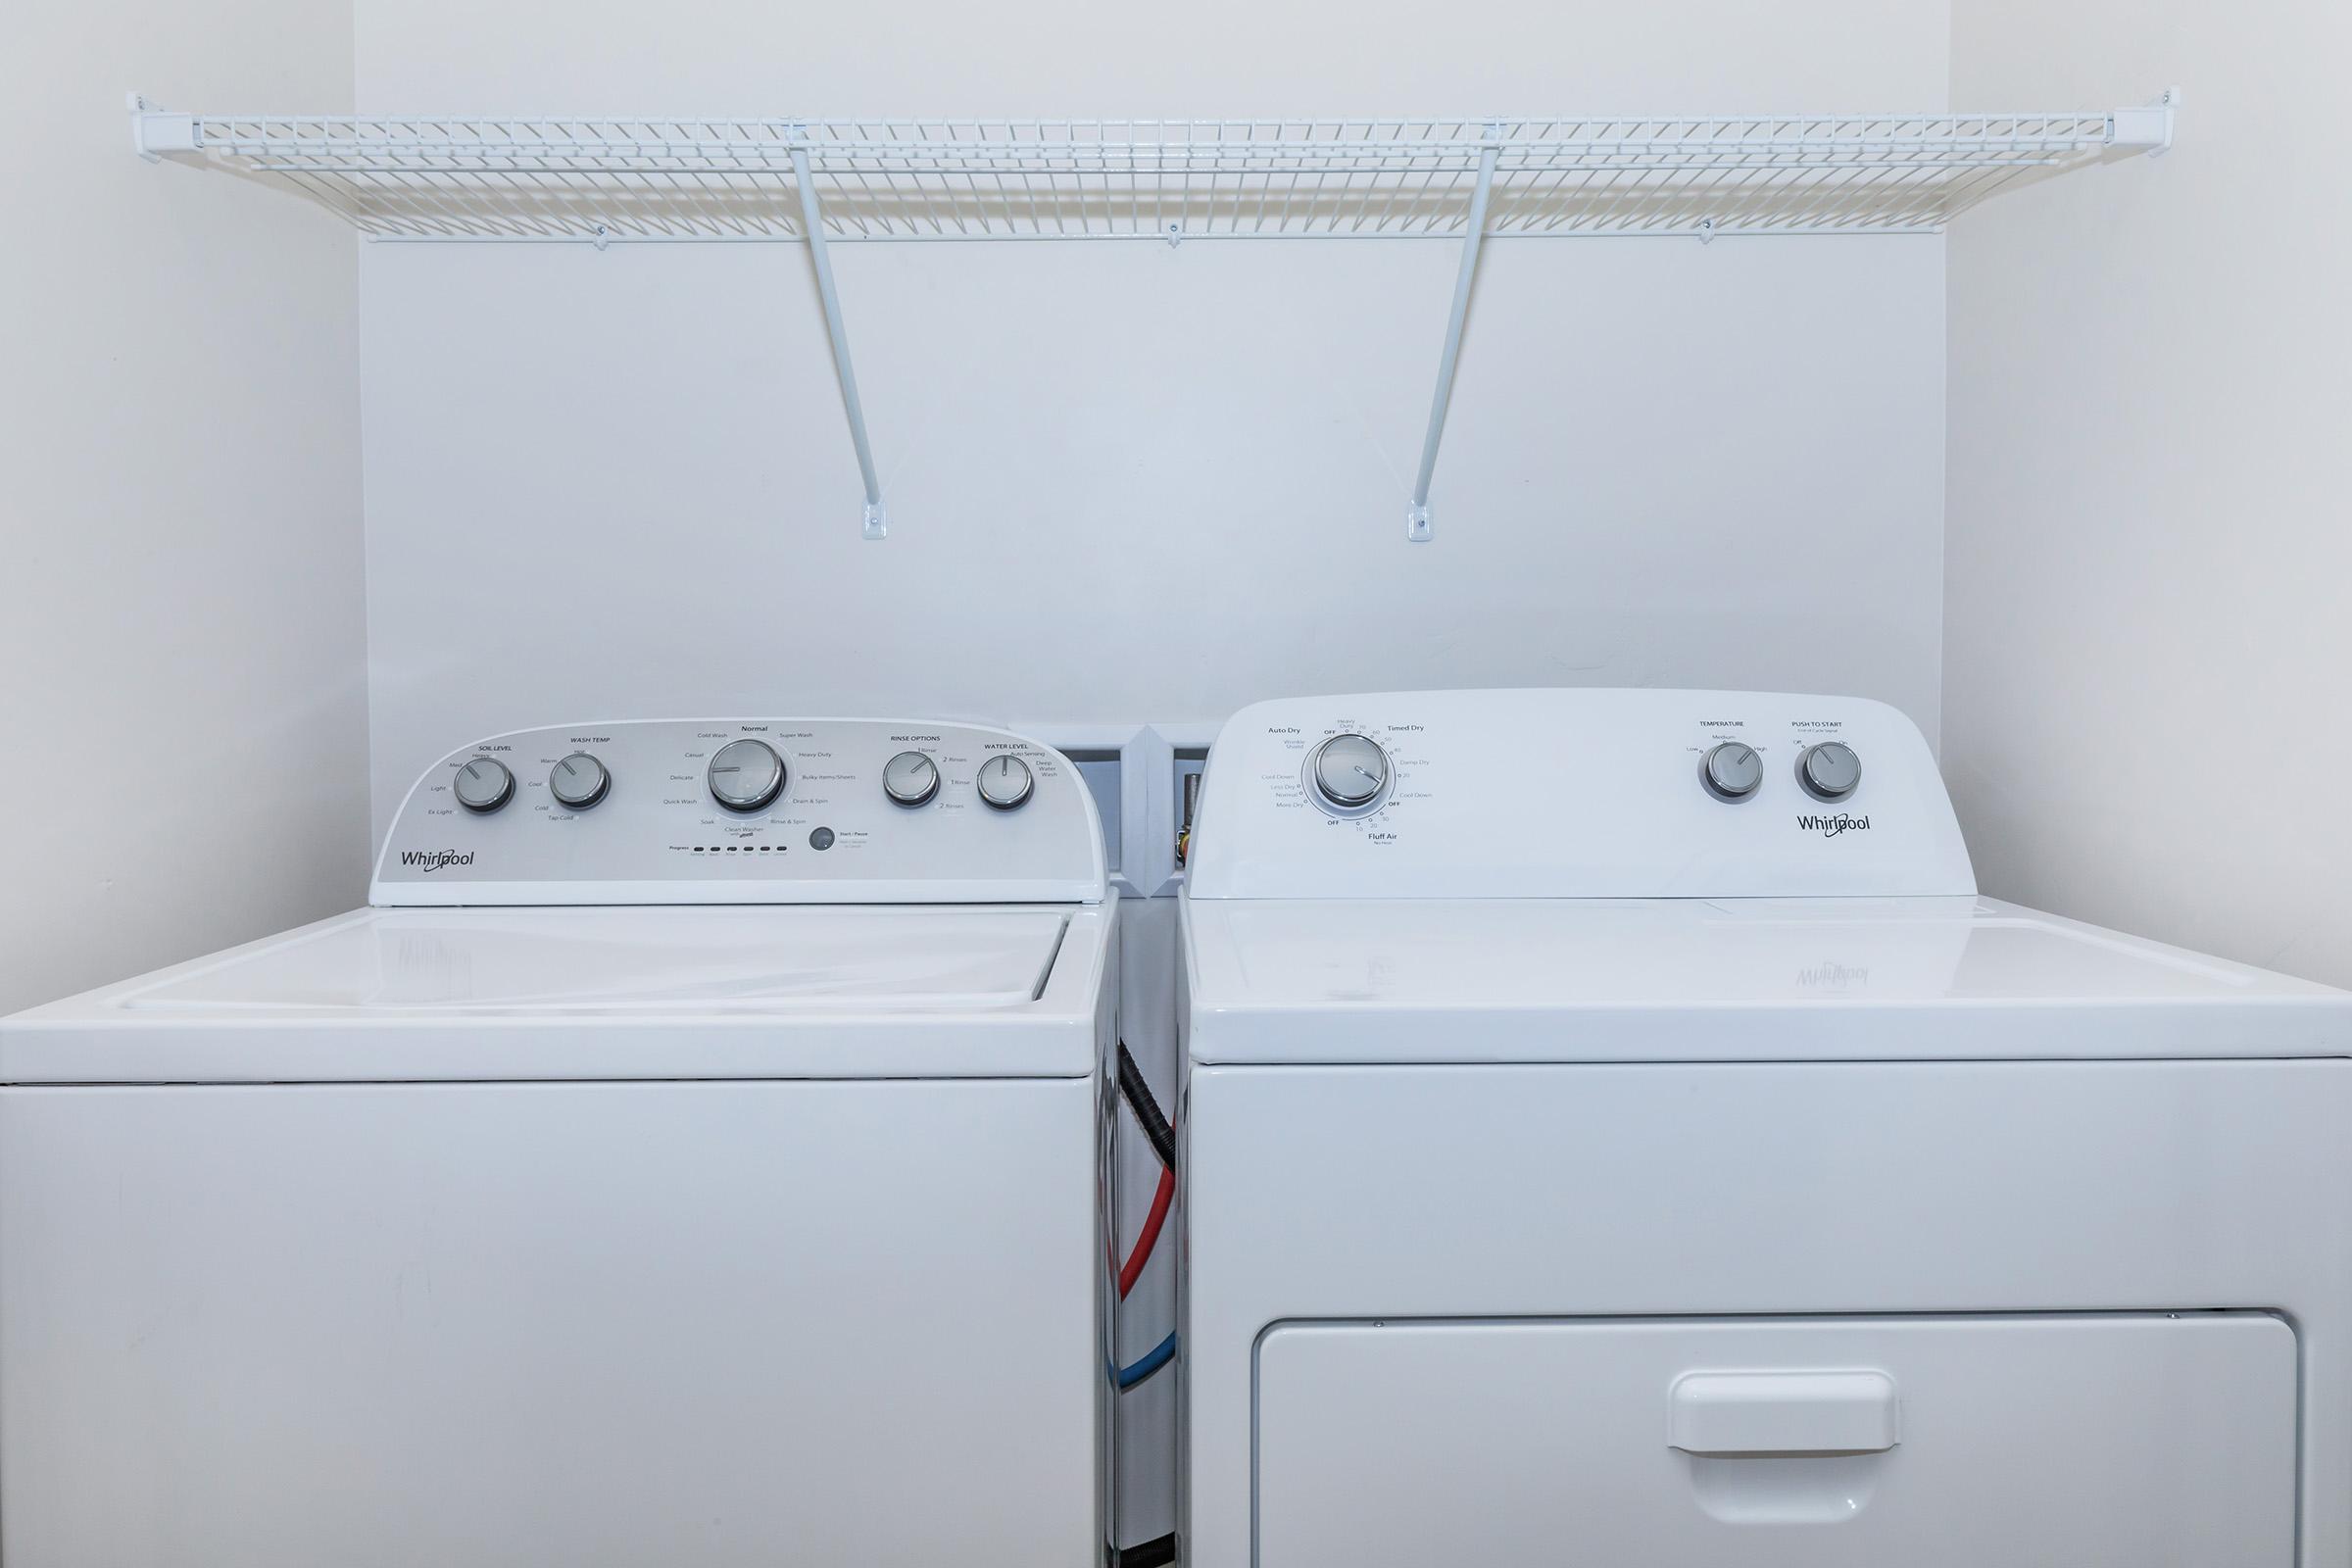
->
xmin=1184 ymin=896 xmax=2352 ymax=1064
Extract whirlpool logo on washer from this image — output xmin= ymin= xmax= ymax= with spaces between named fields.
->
xmin=398 ymin=850 xmax=475 ymax=873
xmin=1796 ymin=812 xmax=1871 ymax=838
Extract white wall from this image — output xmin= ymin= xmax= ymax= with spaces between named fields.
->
xmin=1947 ymin=15 xmax=2351 ymax=984
xmin=356 ymin=0 xmax=1951 ymax=834
xmin=0 ymin=5 xmax=366 ymax=1011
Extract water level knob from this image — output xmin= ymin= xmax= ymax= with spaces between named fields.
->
xmin=976 ymin=755 xmax=1035 ymax=810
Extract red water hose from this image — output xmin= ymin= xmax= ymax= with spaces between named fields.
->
xmin=1117 ymin=1165 xmax=1176 ymax=1299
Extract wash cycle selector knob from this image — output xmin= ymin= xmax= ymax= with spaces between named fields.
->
xmin=548 ymin=752 xmax=611 ymax=810
xmin=883 ymin=750 xmax=942 ymax=808
xmin=453 ymin=756 xmax=514 ymax=814
xmin=1307 ymin=732 xmax=1391 ymax=814
xmin=707 ymin=739 xmax=787 ymax=813
xmin=976 ymin=754 xmax=1035 ymax=811
xmin=1797 ymin=741 xmax=1863 ymax=801
xmin=1700 ymin=741 xmax=1763 ymax=801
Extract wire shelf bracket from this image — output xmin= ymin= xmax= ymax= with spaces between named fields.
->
xmin=127 ymin=90 xmax=2180 ymax=543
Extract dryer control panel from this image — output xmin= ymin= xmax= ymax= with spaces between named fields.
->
xmin=1185 ymin=689 xmax=1975 ymax=900
xmin=370 ymin=719 xmax=1105 ymax=906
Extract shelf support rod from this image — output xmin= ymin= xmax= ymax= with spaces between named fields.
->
xmin=789 ymin=142 xmax=888 ymax=540
xmin=1406 ymin=124 xmax=1501 ymax=543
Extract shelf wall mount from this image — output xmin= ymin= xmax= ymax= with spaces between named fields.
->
xmin=127 ymin=92 xmax=2180 ymax=543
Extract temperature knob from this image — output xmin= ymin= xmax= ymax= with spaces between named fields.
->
xmin=453 ymin=756 xmax=514 ymax=814
xmin=976 ymin=755 xmax=1035 ymax=811
xmin=1308 ymin=733 xmax=1391 ymax=813
xmin=883 ymin=750 xmax=941 ymax=808
xmin=707 ymin=739 xmax=787 ymax=813
xmin=1700 ymin=741 xmax=1763 ymax=802
xmin=549 ymin=752 xmax=611 ymax=810
xmin=1797 ymin=741 xmax=1862 ymax=801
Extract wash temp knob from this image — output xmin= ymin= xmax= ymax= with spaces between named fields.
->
xmin=1798 ymin=741 xmax=1863 ymax=801
xmin=707 ymin=739 xmax=788 ymax=813
xmin=977 ymin=755 xmax=1035 ymax=810
xmin=549 ymin=752 xmax=611 ymax=810
xmin=453 ymin=757 xmax=514 ymax=814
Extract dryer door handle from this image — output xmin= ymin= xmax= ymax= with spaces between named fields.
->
xmin=1668 ymin=1369 xmax=1900 ymax=1455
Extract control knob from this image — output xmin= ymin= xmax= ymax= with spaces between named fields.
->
xmin=1699 ymin=741 xmax=1763 ymax=802
xmin=883 ymin=750 xmax=942 ymax=808
xmin=976 ymin=755 xmax=1035 ymax=811
xmin=708 ymin=739 xmax=787 ymax=813
xmin=453 ymin=756 xmax=514 ymax=814
xmin=1307 ymin=733 xmax=1391 ymax=813
xmin=1797 ymin=741 xmax=1862 ymax=801
xmin=549 ymin=752 xmax=611 ymax=810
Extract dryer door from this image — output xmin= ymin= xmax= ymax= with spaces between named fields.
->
xmin=1255 ymin=1313 xmax=2293 ymax=1567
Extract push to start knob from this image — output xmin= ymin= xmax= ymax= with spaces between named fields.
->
xmin=976 ymin=754 xmax=1035 ymax=810
xmin=883 ymin=750 xmax=941 ymax=808
xmin=549 ymin=752 xmax=611 ymax=810
xmin=1307 ymin=733 xmax=1391 ymax=814
xmin=708 ymin=739 xmax=787 ymax=813
xmin=453 ymin=756 xmax=514 ymax=814
xmin=1700 ymin=741 xmax=1763 ymax=802
xmin=1797 ymin=741 xmax=1862 ymax=801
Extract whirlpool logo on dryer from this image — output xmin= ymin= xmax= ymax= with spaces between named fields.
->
xmin=399 ymin=850 xmax=475 ymax=873
xmin=1797 ymin=812 xmax=1871 ymax=838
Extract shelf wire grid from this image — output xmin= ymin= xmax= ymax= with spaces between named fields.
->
xmin=169 ymin=111 xmax=2143 ymax=241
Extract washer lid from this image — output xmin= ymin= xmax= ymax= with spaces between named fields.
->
xmin=1 ymin=906 xmax=1108 ymax=1083
xmin=1184 ymin=896 xmax=2352 ymax=1064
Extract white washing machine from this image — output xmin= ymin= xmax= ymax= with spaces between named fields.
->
xmin=0 ymin=718 xmax=1115 ymax=1568
xmin=1180 ymin=688 xmax=2352 ymax=1568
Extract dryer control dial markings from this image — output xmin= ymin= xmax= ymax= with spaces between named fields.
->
xmin=883 ymin=751 xmax=942 ymax=808
xmin=1797 ymin=741 xmax=1862 ymax=801
xmin=549 ymin=752 xmax=612 ymax=810
xmin=1700 ymin=741 xmax=1763 ymax=802
xmin=977 ymin=755 xmax=1035 ymax=811
xmin=707 ymin=739 xmax=787 ymax=813
xmin=453 ymin=757 xmax=514 ymax=814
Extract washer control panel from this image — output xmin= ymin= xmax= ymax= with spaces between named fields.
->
xmin=1185 ymin=689 xmax=1975 ymax=900
xmin=371 ymin=719 xmax=1104 ymax=906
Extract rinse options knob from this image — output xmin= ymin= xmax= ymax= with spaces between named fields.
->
xmin=1308 ymin=733 xmax=1391 ymax=813
xmin=883 ymin=750 xmax=942 ymax=808
xmin=549 ymin=752 xmax=611 ymax=810
xmin=1700 ymin=741 xmax=1763 ymax=802
xmin=976 ymin=754 xmax=1035 ymax=811
xmin=453 ymin=756 xmax=515 ymax=814
xmin=1797 ymin=741 xmax=1863 ymax=801
xmin=708 ymin=739 xmax=787 ymax=813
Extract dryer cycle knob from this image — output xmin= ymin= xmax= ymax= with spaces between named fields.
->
xmin=1797 ymin=741 xmax=1862 ymax=801
xmin=453 ymin=756 xmax=514 ymax=814
xmin=1700 ymin=741 xmax=1763 ymax=802
xmin=708 ymin=739 xmax=787 ymax=813
xmin=976 ymin=755 xmax=1035 ymax=810
xmin=1307 ymin=733 xmax=1390 ymax=812
xmin=549 ymin=752 xmax=611 ymax=810
xmin=883 ymin=750 xmax=941 ymax=808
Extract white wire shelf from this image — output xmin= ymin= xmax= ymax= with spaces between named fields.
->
xmin=132 ymin=100 xmax=2176 ymax=243
xmin=129 ymin=91 xmax=2176 ymax=542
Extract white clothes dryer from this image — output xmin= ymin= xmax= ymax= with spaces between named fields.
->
xmin=1180 ymin=688 xmax=2352 ymax=1568
xmin=1 ymin=718 xmax=1116 ymax=1568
